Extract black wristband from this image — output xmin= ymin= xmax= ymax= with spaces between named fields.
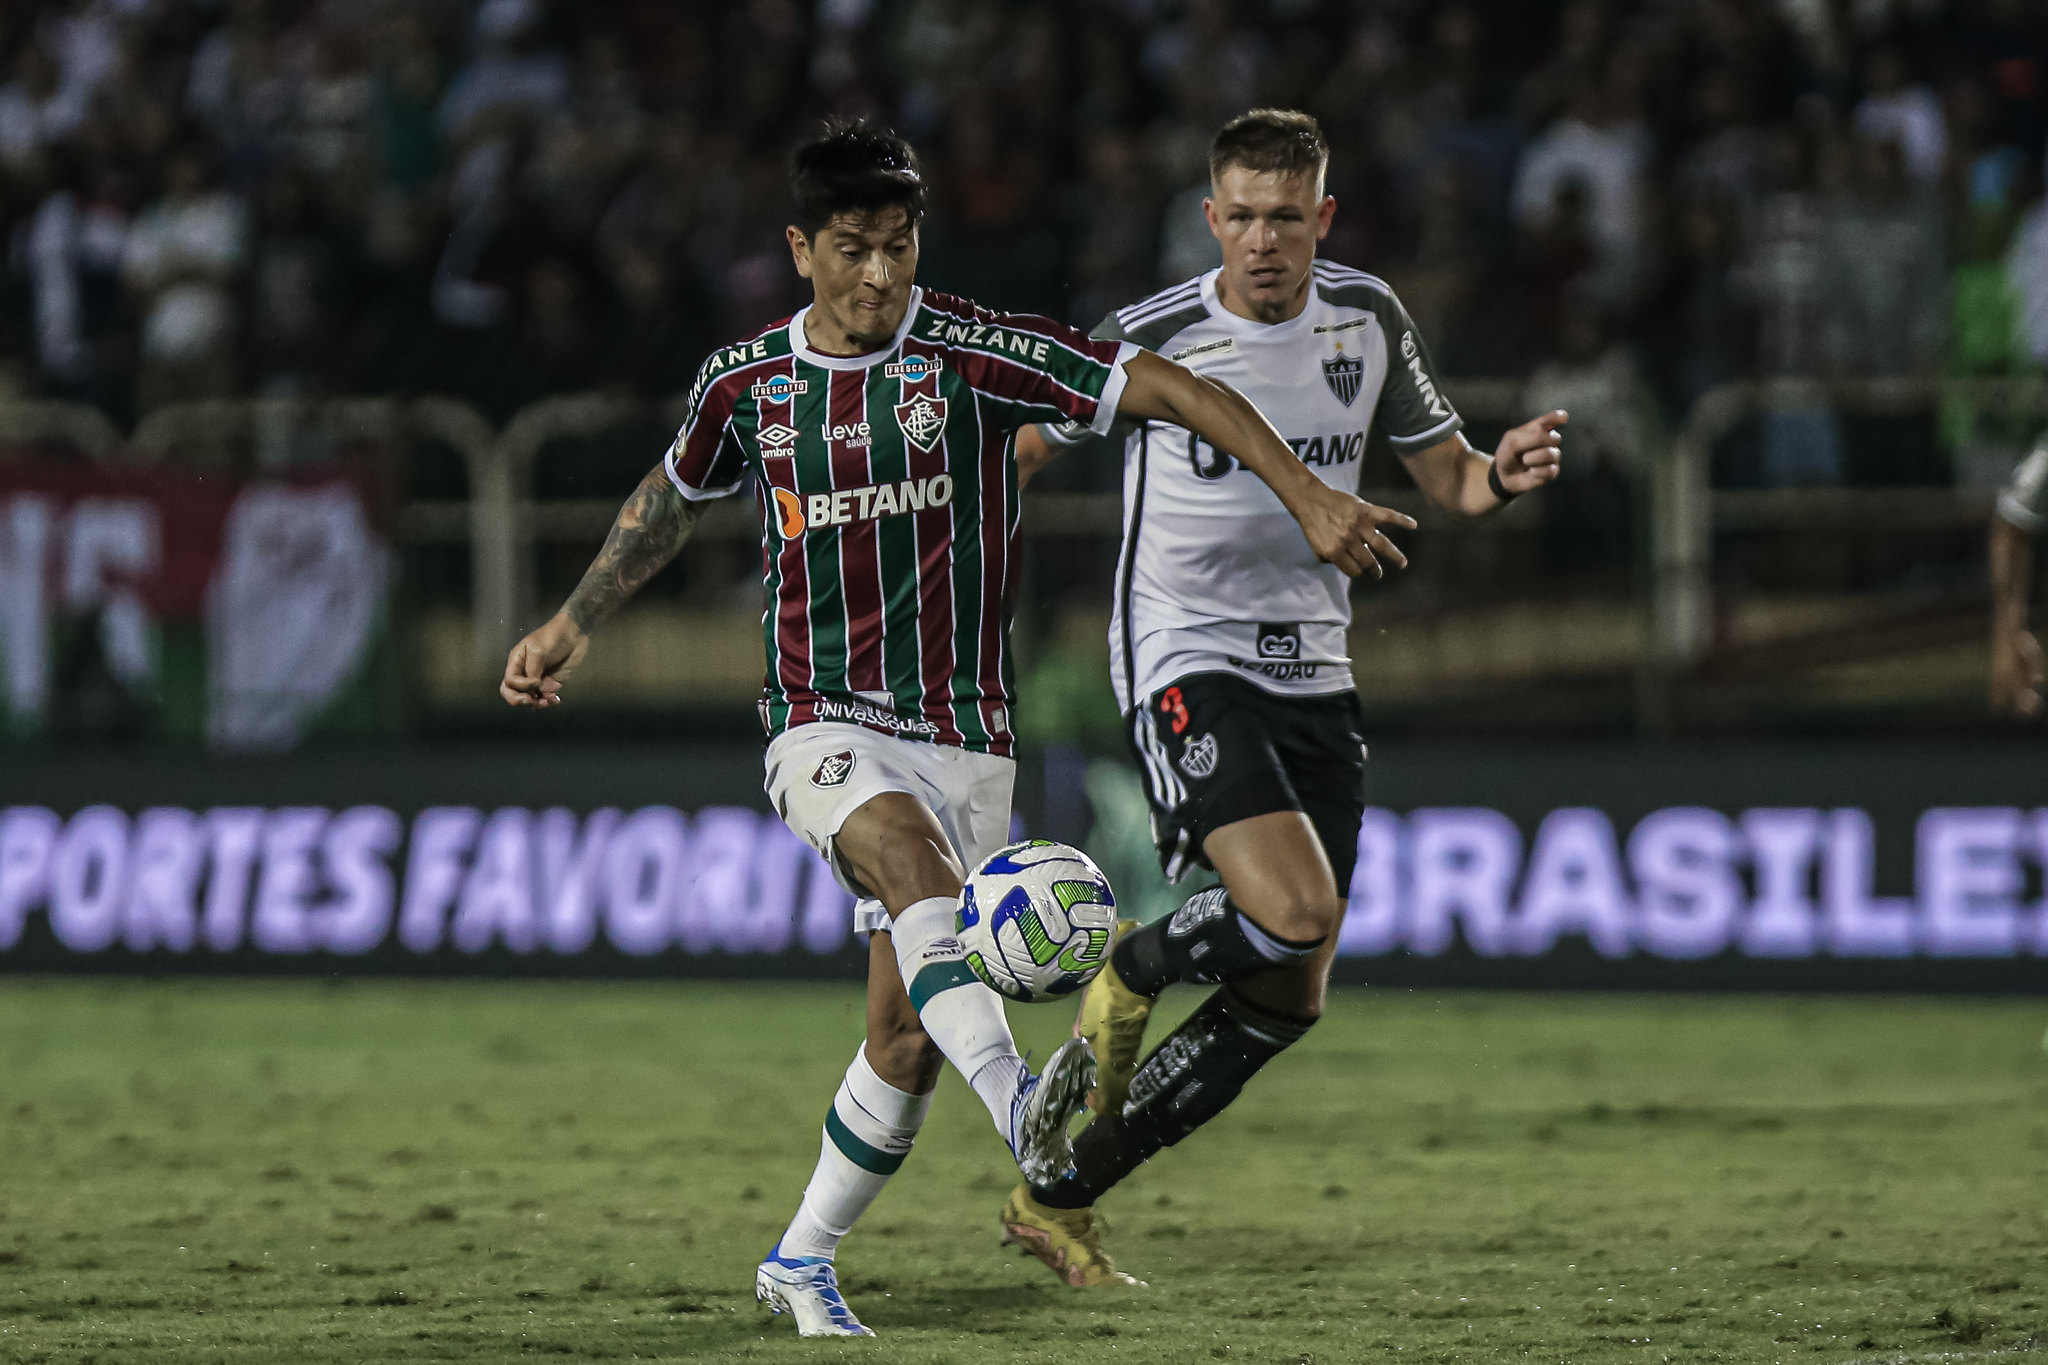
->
xmin=1487 ymin=459 xmax=1517 ymax=503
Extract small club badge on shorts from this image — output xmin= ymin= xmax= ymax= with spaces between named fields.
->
xmin=1178 ymin=732 xmax=1219 ymax=779
xmin=812 ymin=750 xmax=856 ymax=788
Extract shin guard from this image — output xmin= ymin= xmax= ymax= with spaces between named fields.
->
xmin=1111 ymin=887 xmax=1323 ymax=997
xmin=1028 ymin=985 xmax=1315 ymax=1208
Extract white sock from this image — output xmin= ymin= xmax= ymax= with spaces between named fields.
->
xmin=968 ymin=1054 xmax=1027 ymax=1131
xmin=889 ymin=895 xmax=1026 ymax=1137
xmin=778 ymin=1044 xmax=933 ymax=1260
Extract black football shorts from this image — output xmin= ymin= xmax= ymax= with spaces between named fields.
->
xmin=1125 ymin=671 xmax=1368 ymax=886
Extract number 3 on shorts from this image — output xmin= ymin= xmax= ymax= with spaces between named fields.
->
xmin=1160 ymin=687 xmax=1190 ymax=736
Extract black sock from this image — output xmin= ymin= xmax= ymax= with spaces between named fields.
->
xmin=1030 ymin=986 xmax=1315 ymax=1209
xmin=1111 ymin=888 xmax=1324 ymax=997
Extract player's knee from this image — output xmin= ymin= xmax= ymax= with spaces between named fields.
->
xmin=866 ymin=824 xmax=963 ymax=906
xmin=868 ymin=1012 xmax=942 ymax=1089
xmin=1236 ymin=886 xmax=1340 ymax=946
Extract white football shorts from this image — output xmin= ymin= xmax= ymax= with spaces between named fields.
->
xmin=763 ymin=722 xmax=1017 ymax=935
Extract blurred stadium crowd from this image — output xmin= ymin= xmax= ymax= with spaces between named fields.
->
xmin=0 ymin=0 xmax=2042 ymax=472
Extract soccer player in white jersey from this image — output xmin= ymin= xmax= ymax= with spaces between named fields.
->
xmin=1001 ymin=109 xmax=1567 ymax=1286
xmin=498 ymin=120 xmax=1417 ymax=1335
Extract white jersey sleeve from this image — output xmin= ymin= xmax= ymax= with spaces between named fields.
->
xmin=1997 ymin=431 xmax=2048 ymax=533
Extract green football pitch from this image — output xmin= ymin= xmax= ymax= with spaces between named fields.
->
xmin=0 ymin=981 xmax=2043 ymax=1364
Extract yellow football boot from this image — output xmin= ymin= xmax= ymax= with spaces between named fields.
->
xmin=1000 ymin=1184 xmax=1143 ymax=1288
xmin=1075 ymin=919 xmax=1154 ymax=1117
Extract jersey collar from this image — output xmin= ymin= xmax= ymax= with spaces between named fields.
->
xmin=1202 ymin=268 xmax=1320 ymax=338
xmin=788 ymin=287 xmax=925 ymax=370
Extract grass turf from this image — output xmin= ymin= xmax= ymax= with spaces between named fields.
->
xmin=0 ymin=981 xmax=2043 ymax=1364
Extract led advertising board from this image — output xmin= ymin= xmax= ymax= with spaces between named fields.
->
xmin=0 ymin=742 xmax=2041 ymax=989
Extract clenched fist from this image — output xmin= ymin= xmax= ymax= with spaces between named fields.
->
xmin=1493 ymin=409 xmax=1568 ymax=494
xmin=500 ymin=613 xmax=589 ymax=708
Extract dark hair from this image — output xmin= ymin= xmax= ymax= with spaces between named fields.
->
xmin=1209 ymin=108 xmax=1328 ymax=187
xmin=789 ymin=117 xmax=926 ymax=236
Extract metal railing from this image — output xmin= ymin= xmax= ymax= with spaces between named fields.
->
xmin=2 ymin=373 xmax=2036 ymax=727
xmin=1645 ymin=375 xmax=2047 ymax=730
xmin=73 ymin=379 xmax=1548 ymax=668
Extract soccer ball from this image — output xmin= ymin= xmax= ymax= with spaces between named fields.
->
xmin=957 ymin=840 xmax=1118 ymax=1003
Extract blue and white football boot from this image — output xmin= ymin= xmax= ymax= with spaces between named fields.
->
xmin=1009 ymin=1036 xmax=1098 ymax=1188
xmin=755 ymin=1243 xmax=874 ymax=1337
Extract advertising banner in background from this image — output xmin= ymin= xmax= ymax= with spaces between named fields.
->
xmin=0 ymin=740 xmax=2043 ymax=990
xmin=0 ymin=459 xmax=396 ymax=752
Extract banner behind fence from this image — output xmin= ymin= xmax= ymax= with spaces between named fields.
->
xmin=0 ymin=457 xmax=398 ymax=751
xmin=0 ymin=740 xmax=2042 ymax=989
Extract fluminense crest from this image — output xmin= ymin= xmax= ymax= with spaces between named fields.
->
xmin=894 ymin=395 xmax=948 ymax=452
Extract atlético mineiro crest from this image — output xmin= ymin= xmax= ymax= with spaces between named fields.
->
xmin=751 ymin=374 xmax=808 ymax=402
xmin=1322 ymin=346 xmax=1363 ymax=407
xmin=811 ymin=750 xmax=856 ymax=788
xmin=894 ymin=394 xmax=948 ymax=452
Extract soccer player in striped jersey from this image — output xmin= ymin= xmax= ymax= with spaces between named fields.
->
xmin=1001 ymin=109 xmax=1567 ymax=1286
xmin=499 ymin=119 xmax=1415 ymax=1335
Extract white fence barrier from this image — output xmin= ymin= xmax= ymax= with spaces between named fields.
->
xmin=3 ymin=375 xmax=2037 ymax=702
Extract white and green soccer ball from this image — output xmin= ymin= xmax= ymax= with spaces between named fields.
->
xmin=957 ymin=840 xmax=1118 ymax=1003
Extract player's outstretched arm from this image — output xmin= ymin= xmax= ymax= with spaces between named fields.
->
xmin=1015 ymin=424 xmax=1060 ymax=490
xmin=1114 ymin=349 xmax=1416 ymax=579
xmin=499 ymin=464 xmax=707 ymax=708
xmin=1990 ymin=512 xmax=2042 ymax=717
xmin=1404 ymin=410 xmax=1568 ymax=518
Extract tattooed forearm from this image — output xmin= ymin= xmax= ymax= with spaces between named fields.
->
xmin=561 ymin=465 xmax=707 ymax=633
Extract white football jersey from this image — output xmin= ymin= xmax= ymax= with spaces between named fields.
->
xmin=1042 ymin=262 xmax=1462 ymax=712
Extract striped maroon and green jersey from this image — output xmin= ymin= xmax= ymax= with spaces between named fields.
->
xmin=664 ymin=287 xmax=1137 ymax=756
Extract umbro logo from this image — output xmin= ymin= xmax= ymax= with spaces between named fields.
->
xmin=757 ymin=423 xmax=798 ymax=447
